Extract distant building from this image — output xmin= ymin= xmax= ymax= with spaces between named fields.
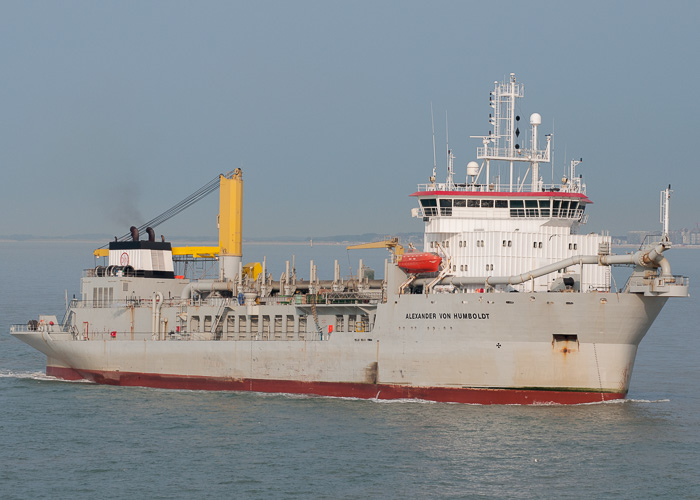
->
xmin=626 ymin=230 xmax=655 ymax=245
xmin=691 ymin=227 xmax=700 ymax=245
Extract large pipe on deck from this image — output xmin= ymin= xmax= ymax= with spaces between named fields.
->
xmin=414 ymin=243 xmax=672 ymax=288
xmin=181 ymin=281 xmax=235 ymax=299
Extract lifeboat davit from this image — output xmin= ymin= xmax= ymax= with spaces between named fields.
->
xmin=397 ymin=252 xmax=442 ymax=274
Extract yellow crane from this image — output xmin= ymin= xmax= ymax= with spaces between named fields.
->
xmin=346 ymin=237 xmax=404 ymax=262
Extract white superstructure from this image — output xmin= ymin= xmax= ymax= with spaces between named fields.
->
xmin=412 ymin=73 xmax=607 ymax=292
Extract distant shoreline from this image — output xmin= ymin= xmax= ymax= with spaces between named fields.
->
xmin=2 ymin=238 xmax=699 ymax=249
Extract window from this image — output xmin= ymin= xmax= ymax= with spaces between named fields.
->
xmin=508 ymin=240 xmax=512 ymax=247
xmin=454 ymin=199 xmax=466 ymax=208
xmin=503 ymin=240 xmax=507 ymax=247
xmin=274 ymin=315 xmax=282 ymax=335
xmin=539 ymin=242 xmax=543 ymax=249
xmin=509 ymin=200 xmax=524 ymax=218
xmin=439 ymin=198 xmax=452 ymax=216
xmin=420 ymin=198 xmax=437 ymax=216
xmin=467 ymin=199 xmax=480 ymax=207
xmin=299 ymin=315 xmax=307 ymax=337
xmin=495 ymin=200 xmax=508 ymax=208
xmin=533 ymin=242 xmax=538 ymax=249
xmin=525 ymin=200 xmax=538 ymax=218
xmin=560 ymin=200 xmax=570 ymax=216
xmin=481 ymin=199 xmax=494 ymax=208
xmin=569 ymin=201 xmax=579 ymax=217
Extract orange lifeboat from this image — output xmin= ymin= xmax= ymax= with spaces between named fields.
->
xmin=398 ymin=252 xmax=442 ymax=274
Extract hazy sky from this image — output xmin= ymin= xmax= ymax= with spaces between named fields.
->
xmin=1 ymin=1 xmax=698 ymax=240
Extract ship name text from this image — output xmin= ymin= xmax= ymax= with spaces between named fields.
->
xmin=405 ymin=312 xmax=490 ymax=320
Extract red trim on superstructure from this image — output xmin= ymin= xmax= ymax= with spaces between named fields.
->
xmin=410 ymin=190 xmax=592 ymax=203
xmin=46 ymin=366 xmax=624 ymax=405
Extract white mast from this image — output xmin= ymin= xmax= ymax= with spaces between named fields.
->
xmin=530 ymin=112 xmax=541 ymax=191
xmin=471 ymin=73 xmax=551 ymax=192
xmin=430 ymin=102 xmax=437 ymax=186
xmin=446 ymin=111 xmax=455 ymax=189
xmin=660 ymin=185 xmax=673 ymax=240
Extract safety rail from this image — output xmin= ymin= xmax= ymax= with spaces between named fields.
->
xmin=416 ymin=182 xmax=586 ymax=195
xmin=10 ymin=323 xmax=71 ymax=334
xmin=68 ymin=292 xmax=384 ymax=311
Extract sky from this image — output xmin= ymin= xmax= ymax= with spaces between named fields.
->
xmin=1 ymin=0 xmax=699 ymax=240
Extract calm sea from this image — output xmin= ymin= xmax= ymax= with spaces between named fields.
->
xmin=1 ymin=241 xmax=699 ymax=499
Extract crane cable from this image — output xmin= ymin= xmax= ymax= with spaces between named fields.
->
xmin=108 ymin=174 xmax=223 ymax=244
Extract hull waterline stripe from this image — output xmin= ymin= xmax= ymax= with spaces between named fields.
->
xmin=46 ymin=366 xmax=625 ymax=405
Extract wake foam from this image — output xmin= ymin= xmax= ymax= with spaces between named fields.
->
xmin=0 ymin=370 xmax=90 ymax=383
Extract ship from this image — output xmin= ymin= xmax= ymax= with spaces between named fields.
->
xmin=10 ymin=73 xmax=689 ymax=404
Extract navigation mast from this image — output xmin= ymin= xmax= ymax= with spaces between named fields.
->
xmin=470 ymin=73 xmax=551 ymax=192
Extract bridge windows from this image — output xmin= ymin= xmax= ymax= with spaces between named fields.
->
xmin=419 ymin=196 xmax=585 ymax=219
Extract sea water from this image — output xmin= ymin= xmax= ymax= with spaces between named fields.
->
xmin=1 ymin=241 xmax=699 ymax=499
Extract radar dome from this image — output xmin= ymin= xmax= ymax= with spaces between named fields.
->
xmin=530 ymin=113 xmax=542 ymax=126
xmin=467 ymin=161 xmax=479 ymax=177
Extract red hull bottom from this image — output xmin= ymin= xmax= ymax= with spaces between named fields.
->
xmin=46 ymin=365 xmax=625 ymax=405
